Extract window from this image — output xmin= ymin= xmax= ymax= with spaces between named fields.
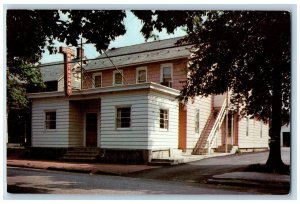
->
xmin=195 ymin=109 xmax=200 ymax=133
xmin=136 ymin=67 xmax=147 ymax=83
xmin=44 ymin=81 xmax=58 ymax=92
xmin=246 ymin=117 xmax=249 ymax=136
xmin=160 ymin=64 xmax=173 ymax=88
xmin=116 ymin=107 xmax=131 ymax=128
xmin=260 ymin=121 xmax=263 ymax=138
xmin=45 ymin=111 xmax=56 ymax=129
xmin=160 ymin=109 xmax=169 ymax=129
xmin=113 ymin=70 xmax=123 ymax=86
xmin=93 ymin=73 xmax=102 ymax=88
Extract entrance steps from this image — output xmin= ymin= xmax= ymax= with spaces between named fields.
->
xmin=215 ymin=145 xmax=238 ymax=154
xmin=60 ymin=147 xmax=101 ymax=162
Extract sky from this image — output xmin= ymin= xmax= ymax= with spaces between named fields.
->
xmin=39 ymin=10 xmax=187 ymax=64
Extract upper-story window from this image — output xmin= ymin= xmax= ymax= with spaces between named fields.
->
xmin=136 ymin=67 xmax=147 ymax=83
xmin=44 ymin=81 xmax=58 ymax=92
xmin=160 ymin=63 xmax=173 ymax=88
xmin=93 ymin=73 xmax=102 ymax=88
xmin=113 ymin=70 xmax=123 ymax=86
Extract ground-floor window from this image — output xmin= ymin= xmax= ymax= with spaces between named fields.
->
xmin=160 ymin=109 xmax=169 ymax=130
xmin=116 ymin=107 xmax=131 ymax=128
xmin=45 ymin=111 xmax=56 ymax=129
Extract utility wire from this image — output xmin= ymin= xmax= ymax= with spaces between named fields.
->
xmin=102 ymin=51 xmax=128 ymax=85
xmin=11 ymin=43 xmax=192 ymax=70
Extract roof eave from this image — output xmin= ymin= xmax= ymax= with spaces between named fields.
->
xmin=27 ymin=82 xmax=180 ymax=99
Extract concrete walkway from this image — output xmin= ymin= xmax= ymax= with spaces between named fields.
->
xmin=7 ymin=159 xmax=161 ymax=175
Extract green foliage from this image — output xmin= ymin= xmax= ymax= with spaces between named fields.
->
xmin=6 ymin=10 xmax=127 ymax=110
xmin=235 ymin=149 xmax=241 ymax=155
xmin=178 ymin=11 xmax=290 ymax=125
xmin=7 ymin=64 xmax=45 ymax=110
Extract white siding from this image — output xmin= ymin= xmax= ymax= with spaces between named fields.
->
xmin=69 ymin=102 xmax=84 ymax=146
xmin=58 ymin=78 xmax=64 ymax=91
xmin=186 ymin=95 xmax=212 ymax=149
xmin=147 ymin=91 xmax=179 ymax=150
xmin=31 ymin=98 xmax=70 ymax=147
xmin=214 ymin=93 xmax=226 ymax=107
xmin=238 ymin=117 xmax=269 ymax=148
xmin=100 ymin=92 xmax=149 ymax=149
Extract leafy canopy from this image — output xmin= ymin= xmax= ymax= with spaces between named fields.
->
xmin=135 ymin=10 xmax=290 ymax=124
xmin=7 ymin=10 xmax=127 ymax=109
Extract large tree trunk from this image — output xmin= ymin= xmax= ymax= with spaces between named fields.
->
xmin=266 ymin=67 xmax=286 ymax=171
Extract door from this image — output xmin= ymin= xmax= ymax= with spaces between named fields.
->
xmin=178 ymin=104 xmax=187 ymax=151
xmin=85 ymin=113 xmax=97 ymax=147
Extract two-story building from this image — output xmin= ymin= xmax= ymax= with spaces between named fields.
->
xmin=27 ymin=37 xmax=269 ymax=163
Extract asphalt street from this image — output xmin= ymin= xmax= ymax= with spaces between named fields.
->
xmin=6 ymin=148 xmax=290 ymax=196
xmin=7 ymin=167 xmax=249 ymax=195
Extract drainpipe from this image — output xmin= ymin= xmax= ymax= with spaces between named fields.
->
xmin=225 ymin=92 xmax=229 ymax=153
xmin=231 ymin=114 xmax=234 ymax=146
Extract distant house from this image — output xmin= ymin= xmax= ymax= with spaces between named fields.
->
xmin=39 ymin=48 xmax=87 ymax=92
xmin=281 ymin=124 xmax=290 ymax=147
xmin=27 ymin=37 xmax=269 ymax=163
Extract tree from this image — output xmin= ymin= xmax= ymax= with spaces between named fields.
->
xmin=7 ymin=10 xmax=127 ymax=109
xmin=136 ymin=10 xmax=290 ymax=171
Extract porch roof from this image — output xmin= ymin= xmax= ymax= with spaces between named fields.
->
xmin=27 ymin=82 xmax=180 ymax=100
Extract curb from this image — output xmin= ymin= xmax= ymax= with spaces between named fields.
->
xmin=207 ymin=178 xmax=290 ymax=189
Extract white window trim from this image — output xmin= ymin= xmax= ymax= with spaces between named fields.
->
xmin=136 ymin=66 xmax=147 ymax=84
xmin=160 ymin=63 xmax=173 ymax=83
xmin=195 ymin=109 xmax=200 ymax=133
xmin=115 ymin=106 xmax=132 ymax=130
xmin=92 ymin=72 xmax=102 ymax=88
xmin=246 ymin=117 xmax=249 ymax=136
xmin=44 ymin=110 xmax=57 ymax=131
xmin=113 ymin=70 xmax=123 ymax=86
xmin=159 ymin=108 xmax=169 ymax=131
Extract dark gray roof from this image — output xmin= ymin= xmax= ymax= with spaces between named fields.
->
xmin=39 ymin=61 xmax=64 ymax=82
xmin=84 ymin=36 xmax=191 ymax=71
xmin=39 ymin=61 xmax=77 ymax=82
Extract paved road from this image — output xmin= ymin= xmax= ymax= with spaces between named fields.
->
xmin=126 ymin=148 xmax=290 ymax=187
xmin=7 ymin=167 xmax=250 ymax=195
xmin=6 ymin=148 xmax=290 ymax=195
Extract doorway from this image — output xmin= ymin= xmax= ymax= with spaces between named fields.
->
xmin=85 ymin=113 xmax=98 ymax=147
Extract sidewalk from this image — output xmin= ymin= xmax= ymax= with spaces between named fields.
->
xmin=7 ymin=159 xmax=161 ymax=175
xmin=207 ymin=172 xmax=290 ymax=189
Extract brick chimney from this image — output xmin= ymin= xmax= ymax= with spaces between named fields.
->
xmin=77 ymin=47 xmax=84 ymax=59
xmin=59 ymin=46 xmax=75 ymax=96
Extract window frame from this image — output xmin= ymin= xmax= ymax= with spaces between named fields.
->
xmin=159 ymin=108 xmax=169 ymax=130
xmin=160 ymin=63 xmax=173 ymax=88
xmin=195 ymin=109 xmax=200 ymax=133
xmin=246 ymin=117 xmax=249 ymax=136
xmin=116 ymin=106 xmax=132 ymax=130
xmin=260 ymin=121 xmax=263 ymax=138
xmin=113 ymin=70 xmax=123 ymax=86
xmin=92 ymin=72 xmax=102 ymax=88
xmin=136 ymin=66 xmax=147 ymax=84
xmin=45 ymin=111 xmax=56 ymax=130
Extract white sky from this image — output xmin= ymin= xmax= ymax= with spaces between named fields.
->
xmin=39 ymin=10 xmax=186 ymax=63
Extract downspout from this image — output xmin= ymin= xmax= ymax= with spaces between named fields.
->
xmin=225 ymin=91 xmax=229 ymax=153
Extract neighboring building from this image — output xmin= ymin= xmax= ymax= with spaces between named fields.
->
xmin=27 ymin=37 xmax=269 ymax=163
xmin=39 ymin=48 xmax=87 ymax=92
xmin=281 ymin=124 xmax=290 ymax=147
